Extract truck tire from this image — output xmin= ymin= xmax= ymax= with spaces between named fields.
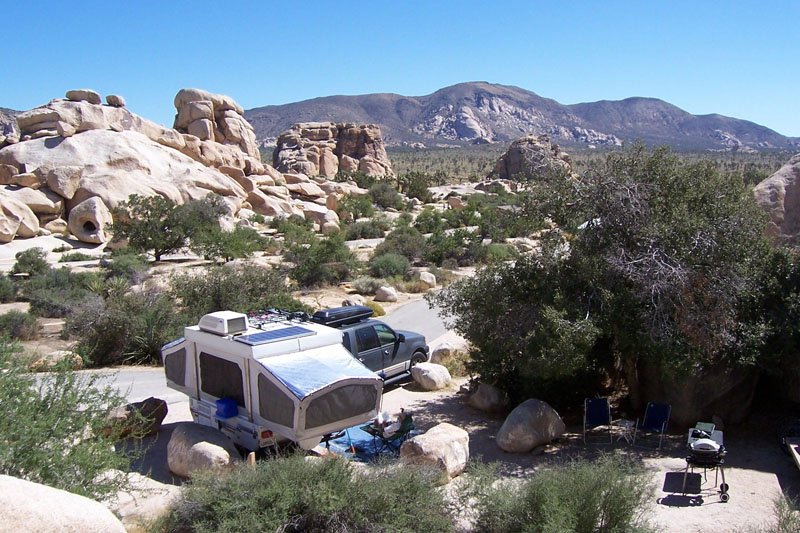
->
xmin=410 ymin=351 xmax=427 ymax=368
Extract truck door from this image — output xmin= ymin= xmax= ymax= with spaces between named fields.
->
xmin=354 ymin=325 xmax=385 ymax=374
xmin=373 ymin=323 xmax=403 ymax=375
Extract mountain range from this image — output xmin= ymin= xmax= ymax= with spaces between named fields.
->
xmin=244 ymin=82 xmax=799 ymax=152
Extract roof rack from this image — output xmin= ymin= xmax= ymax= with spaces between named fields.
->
xmin=248 ymin=309 xmax=311 ymax=331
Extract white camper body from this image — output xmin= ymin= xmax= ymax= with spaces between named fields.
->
xmin=161 ymin=311 xmax=383 ymax=450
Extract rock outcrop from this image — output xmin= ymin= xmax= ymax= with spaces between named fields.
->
xmin=273 ymin=122 xmax=393 ymax=177
xmin=496 ymin=399 xmax=565 ymax=453
xmin=753 ymin=153 xmax=800 ymax=243
xmin=0 ymin=474 xmax=126 ymax=533
xmin=489 ymin=134 xmax=575 ymax=181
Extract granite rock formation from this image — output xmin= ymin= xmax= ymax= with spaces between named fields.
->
xmin=273 ymin=122 xmax=393 ymax=177
xmin=489 ymin=134 xmax=575 ymax=181
xmin=753 ymin=153 xmax=800 ymax=243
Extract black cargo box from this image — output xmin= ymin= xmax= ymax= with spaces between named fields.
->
xmin=311 ymin=305 xmax=374 ymax=327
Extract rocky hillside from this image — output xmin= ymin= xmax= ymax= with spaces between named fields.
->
xmin=245 ymin=82 xmax=799 ymax=151
xmin=0 ymin=107 xmax=20 ymax=142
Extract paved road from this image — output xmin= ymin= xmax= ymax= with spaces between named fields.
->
xmin=102 ymin=298 xmax=447 ymax=405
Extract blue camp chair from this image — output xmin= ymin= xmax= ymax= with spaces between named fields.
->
xmin=633 ymin=402 xmax=671 ymax=450
xmin=584 ymin=397 xmax=613 ymax=444
xmin=361 ymin=412 xmax=415 ymax=455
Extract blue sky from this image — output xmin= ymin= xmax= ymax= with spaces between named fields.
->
xmin=4 ymin=1 xmax=799 ymax=136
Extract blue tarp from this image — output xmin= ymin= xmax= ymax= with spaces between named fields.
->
xmin=257 ymin=345 xmax=379 ymax=400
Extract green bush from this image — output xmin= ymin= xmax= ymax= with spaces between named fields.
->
xmin=424 ymin=229 xmax=487 ymax=267
xmin=171 ymin=264 xmax=310 ymax=323
xmin=0 ymin=310 xmax=38 ymax=340
xmin=486 ymin=242 xmax=519 ymax=263
xmin=365 ymin=300 xmax=386 ymax=316
xmin=464 ymin=457 xmax=655 ymax=533
xmin=368 ymin=253 xmax=410 ymax=278
xmin=337 ymin=194 xmax=375 ymax=222
xmin=394 ymin=211 xmax=414 ymax=228
xmin=397 ymin=170 xmax=435 ymax=203
xmin=334 ymin=170 xmax=379 ymax=189
xmin=190 ymin=226 xmax=269 ymax=262
xmin=11 ymin=247 xmax=49 ymax=276
xmin=414 ymin=206 xmax=446 ymax=233
xmin=284 ymin=233 xmax=359 ymax=287
xmin=58 ymin=251 xmax=95 ymax=262
xmin=368 ymin=181 xmax=404 ymax=210
xmin=345 ymin=220 xmax=385 ymax=240
xmin=0 ymin=338 xmax=138 ymax=499
xmin=66 ymin=289 xmax=184 ymax=366
xmin=154 ymin=455 xmax=453 ymax=533
xmin=0 ymin=276 xmax=17 ymax=302
xmin=374 ymin=225 xmax=427 ymax=262
xmin=270 ymin=214 xmax=316 ymax=245
xmin=352 ymin=276 xmax=386 ymax=296
xmin=100 ymin=251 xmax=150 ymax=283
xmin=20 ymin=268 xmax=102 ymax=318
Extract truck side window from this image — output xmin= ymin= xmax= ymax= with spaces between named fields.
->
xmin=374 ymin=324 xmax=396 ymax=347
xmin=342 ymin=333 xmax=353 ymax=354
xmin=355 ymin=326 xmax=379 ymax=352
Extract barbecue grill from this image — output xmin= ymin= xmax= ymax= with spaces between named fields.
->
xmin=682 ymin=429 xmax=730 ymax=502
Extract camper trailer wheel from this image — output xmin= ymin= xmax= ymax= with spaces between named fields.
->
xmin=410 ymin=351 xmax=426 ymax=367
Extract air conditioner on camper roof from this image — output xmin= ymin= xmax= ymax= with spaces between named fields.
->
xmin=198 ymin=311 xmax=249 ymax=336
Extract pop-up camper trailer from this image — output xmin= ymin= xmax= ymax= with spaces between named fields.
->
xmin=161 ymin=310 xmax=383 ymax=450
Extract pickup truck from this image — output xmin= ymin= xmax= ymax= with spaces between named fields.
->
xmin=311 ymin=306 xmax=430 ymax=382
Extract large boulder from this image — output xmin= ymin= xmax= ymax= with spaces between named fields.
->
xmin=0 ymin=474 xmax=126 ymax=532
xmin=496 ymin=399 xmax=565 ymax=453
xmin=0 ymin=194 xmax=39 ymax=241
xmin=374 ymin=286 xmax=398 ymax=302
xmin=411 ymin=362 xmax=451 ymax=391
xmin=273 ymin=122 xmax=394 ymax=177
xmin=103 ymin=472 xmax=180 ymax=533
xmin=468 ymin=382 xmax=510 ymax=413
xmin=400 ymin=422 xmax=469 ymax=484
xmin=753 ymin=153 xmax=800 ymax=243
xmin=490 ymin=134 xmax=574 ymax=181
xmin=68 ymin=196 xmax=113 ymax=243
xmin=102 ymin=397 xmax=168 ymax=439
xmin=167 ymin=422 xmax=241 ymax=478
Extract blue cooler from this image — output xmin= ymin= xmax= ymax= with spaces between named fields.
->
xmin=215 ymin=398 xmax=238 ymax=419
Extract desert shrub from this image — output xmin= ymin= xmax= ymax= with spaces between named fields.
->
xmin=396 ymin=170 xmax=435 ymax=203
xmin=0 ymin=310 xmax=38 ymax=340
xmin=154 ymin=455 xmax=452 ymax=533
xmin=248 ymin=212 xmax=266 ymax=225
xmin=374 ymin=225 xmax=427 ymax=261
xmin=190 ymin=226 xmax=269 ymax=262
xmin=100 ymin=251 xmax=150 ymax=283
xmin=414 ymin=206 xmax=446 ymax=233
xmin=368 ymin=181 xmax=403 ymax=210
xmin=464 ymin=457 xmax=655 ymax=533
xmin=747 ymin=497 xmax=800 ymax=533
xmin=171 ymin=264 xmax=309 ymax=323
xmin=0 ymin=338 xmax=138 ymax=499
xmin=395 ymin=279 xmax=429 ymax=294
xmin=424 ymin=229 xmax=487 ymax=267
xmin=427 ymin=265 xmax=456 ymax=285
xmin=58 ymin=251 xmax=95 ymax=262
xmin=365 ymin=300 xmax=386 ymax=316
xmin=394 ymin=211 xmax=414 ymax=227
xmin=368 ymin=252 xmax=410 ymax=278
xmin=11 ymin=247 xmax=49 ymax=276
xmin=270 ymin=214 xmax=316 ymax=245
xmin=66 ymin=289 xmax=184 ymax=366
xmin=337 ymin=194 xmax=375 ymax=222
xmin=20 ymin=268 xmax=102 ymax=318
xmin=284 ymin=233 xmax=358 ymax=287
xmin=486 ymin=242 xmax=519 ymax=263
xmin=334 ymin=170 xmax=379 ymax=189
xmin=371 ymin=213 xmax=393 ymax=232
xmin=352 ymin=276 xmax=386 ymax=296
xmin=0 ymin=276 xmax=17 ymax=302
xmin=438 ymin=349 xmax=471 ymax=377
xmin=345 ymin=220 xmax=385 ymax=240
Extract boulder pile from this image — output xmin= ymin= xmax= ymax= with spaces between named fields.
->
xmin=274 ymin=122 xmax=394 ymax=178
xmin=489 ymin=133 xmax=575 ymax=181
xmin=0 ymin=89 xmax=378 ymax=243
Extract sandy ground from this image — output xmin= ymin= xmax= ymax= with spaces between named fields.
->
xmin=132 ymin=367 xmax=797 ymax=533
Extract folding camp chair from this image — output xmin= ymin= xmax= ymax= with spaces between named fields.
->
xmin=362 ymin=412 xmax=415 ymax=455
xmin=584 ymin=397 xmax=613 ymax=444
xmin=633 ymin=402 xmax=671 ymax=450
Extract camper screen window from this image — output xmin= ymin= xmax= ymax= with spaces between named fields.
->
xmin=164 ymin=348 xmax=186 ymax=386
xmin=199 ymin=352 xmax=245 ymax=407
xmin=258 ymin=374 xmax=294 ymax=427
xmin=355 ymin=326 xmax=379 ymax=352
